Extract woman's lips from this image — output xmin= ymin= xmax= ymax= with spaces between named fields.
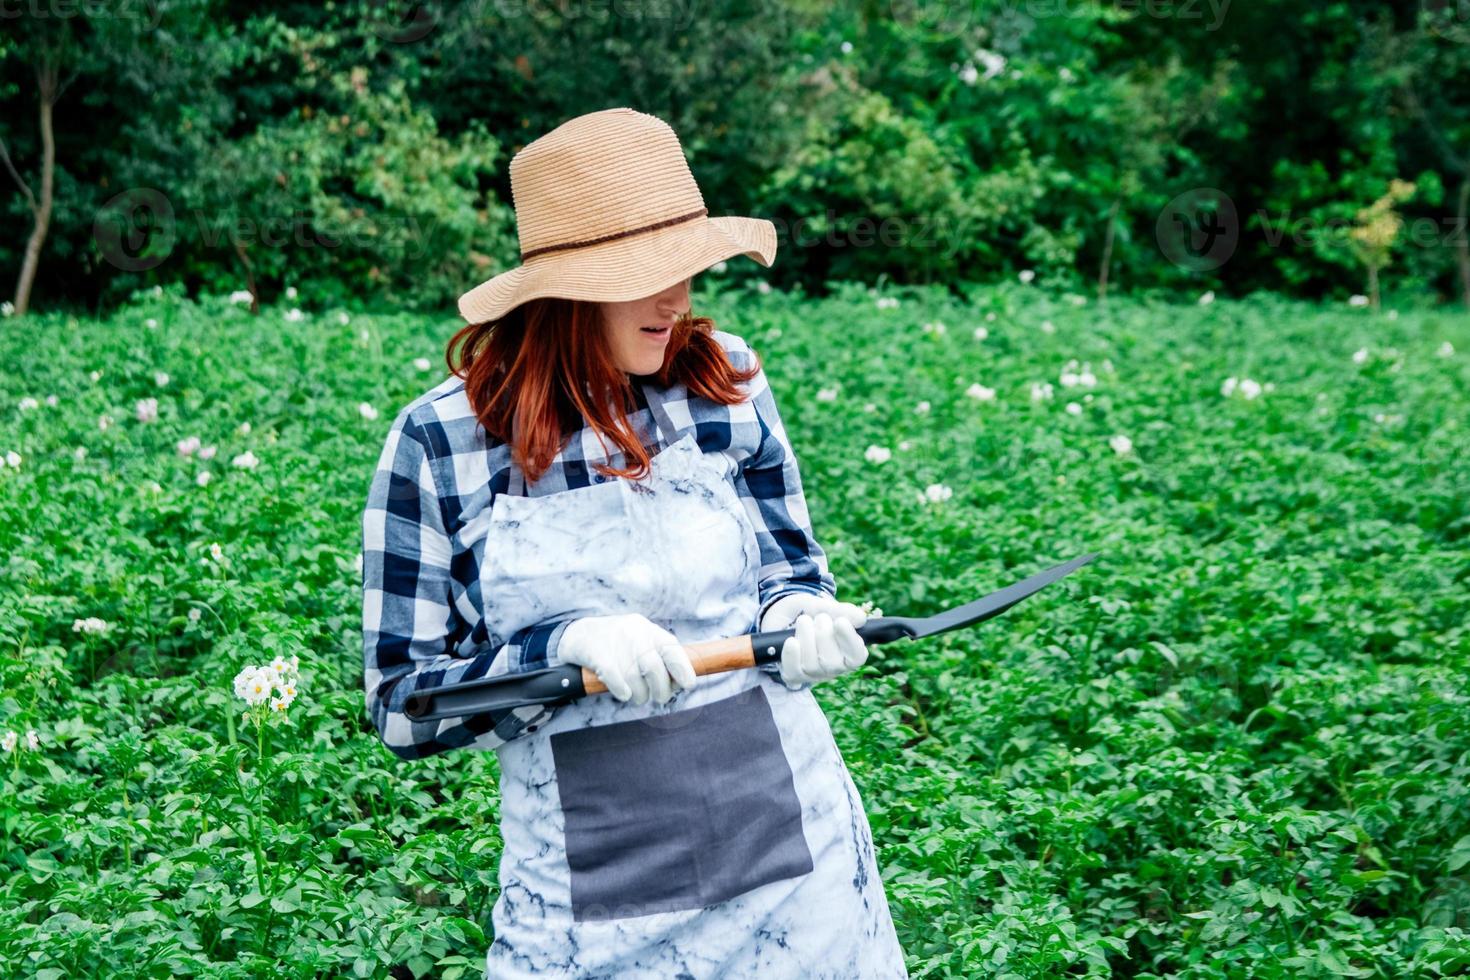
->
xmin=640 ymin=324 xmax=671 ymax=341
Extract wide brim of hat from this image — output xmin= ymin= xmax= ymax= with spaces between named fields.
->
xmin=457 ymin=215 xmax=777 ymax=325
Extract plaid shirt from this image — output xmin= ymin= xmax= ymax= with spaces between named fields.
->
xmin=361 ymin=329 xmax=837 ymax=760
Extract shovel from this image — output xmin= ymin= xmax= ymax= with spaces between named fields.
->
xmin=403 ymin=552 xmax=1098 ymax=723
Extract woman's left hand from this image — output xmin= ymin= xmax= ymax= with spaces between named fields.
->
xmin=759 ymin=593 xmax=870 ymax=690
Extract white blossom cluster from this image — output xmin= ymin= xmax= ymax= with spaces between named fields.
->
xmin=233 ymin=655 xmax=302 ymax=714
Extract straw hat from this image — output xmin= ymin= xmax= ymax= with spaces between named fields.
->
xmin=457 ymin=107 xmax=778 ymax=325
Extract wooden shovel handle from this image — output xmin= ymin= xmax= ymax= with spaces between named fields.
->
xmin=577 ymin=632 xmax=771 ymax=696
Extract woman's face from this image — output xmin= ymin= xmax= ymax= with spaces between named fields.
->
xmin=599 ymin=277 xmax=692 ymax=376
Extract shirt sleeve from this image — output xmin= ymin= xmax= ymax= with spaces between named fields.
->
xmin=361 ymin=412 xmax=570 ymax=761
xmin=727 ymin=343 xmax=839 ymax=642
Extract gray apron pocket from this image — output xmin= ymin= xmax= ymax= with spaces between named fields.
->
xmin=550 ymin=684 xmax=814 ymax=922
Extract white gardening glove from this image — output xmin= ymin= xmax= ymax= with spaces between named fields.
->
xmin=558 ymin=613 xmax=697 ymax=705
xmin=759 ymin=592 xmax=870 ymax=690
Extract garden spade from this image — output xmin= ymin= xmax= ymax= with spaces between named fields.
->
xmin=403 ymin=552 xmax=1098 ymax=723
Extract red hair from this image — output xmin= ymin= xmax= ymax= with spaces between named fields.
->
xmin=446 ymin=297 xmax=762 ymax=486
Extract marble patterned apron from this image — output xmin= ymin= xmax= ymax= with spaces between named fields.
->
xmin=478 ymin=405 xmax=908 ymax=979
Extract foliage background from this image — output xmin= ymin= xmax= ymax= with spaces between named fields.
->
xmin=3 ymin=0 xmax=1470 ymax=313
xmin=1 ymin=285 xmax=1467 ymax=976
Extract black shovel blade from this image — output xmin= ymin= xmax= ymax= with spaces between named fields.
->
xmin=854 ymin=552 xmax=1099 ymax=645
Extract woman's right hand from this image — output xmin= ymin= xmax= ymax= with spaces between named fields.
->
xmin=558 ymin=613 xmax=697 ymax=705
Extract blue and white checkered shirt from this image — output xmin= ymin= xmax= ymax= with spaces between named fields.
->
xmin=361 ymin=329 xmax=837 ymax=760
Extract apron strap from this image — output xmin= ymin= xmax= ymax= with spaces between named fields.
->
xmin=507 ymin=385 xmax=683 ymax=497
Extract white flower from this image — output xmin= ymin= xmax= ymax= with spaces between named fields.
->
xmin=209 ymin=542 xmax=224 ymax=563
xmin=1352 ymin=347 xmax=1369 ymax=364
xmin=1059 ymin=67 xmax=1075 ymax=82
xmin=914 ymin=400 xmax=931 ymax=414
xmin=921 ymin=320 xmax=947 ymax=336
xmin=74 ymin=446 xmax=88 ymax=461
xmin=1040 ymin=320 xmax=1056 ymax=334
xmin=1065 ymin=401 xmax=1082 ymax=416
xmin=1059 ymin=359 xmax=1097 ymax=388
xmin=413 ymin=357 xmax=432 ymax=371
xmin=864 ymin=445 xmax=892 ymax=464
xmin=229 ymin=289 xmax=254 ymax=305
xmin=973 ymin=326 xmax=989 ymax=341
xmin=145 ymin=318 xmax=158 ymax=330
xmin=1030 ymin=382 xmax=1054 ymax=402
xmin=1220 ymin=376 xmax=1238 ymax=396
xmin=1348 ymin=295 xmax=1369 ymax=307
xmin=199 ymin=444 xmax=217 ymax=460
xmin=154 ymin=371 xmax=169 ymax=387
xmin=338 ymin=312 xmax=351 ymax=326
xmin=957 ymin=62 xmax=979 ymax=85
xmin=177 ymin=435 xmax=200 ymax=456
xmin=1198 ymin=291 xmax=1215 ymax=306
xmin=284 ymin=308 xmax=304 ymax=322
xmin=875 ymin=296 xmax=900 ymax=309
xmin=711 ymin=260 xmax=729 ymax=274
xmin=976 ymin=47 xmax=1011 ymax=78
xmin=98 ymin=413 xmax=114 ymax=431
xmin=0 ymin=301 xmax=13 ymax=317
xmin=188 ymin=607 xmax=202 ymax=622
xmin=1437 ymin=341 xmax=1454 ymax=358
xmin=89 ymin=369 xmax=102 ymax=382
xmin=234 ymin=666 xmax=274 ymax=706
xmin=238 ymin=421 xmax=251 ymax=435
xmin=18 ymin=396 xmax=38 ymax=411
xmin=1018 ymin=270 xmax=1036 ymax=284
xmin=44 ymin=394 xmax=57 ymax=407
xmin=24 ymin=729 xmax=39 ymax=751
xmin=755 ymin=281 xmax=772 ymax=295
xmin=898 ymin=440 xmax=913 ymax=451
xmin=1239 ymin=378 xmax=1262 ymax=400
xmin=858 ymin=598 xmax=884 ymax=618
xmin=816 ymin=387 xmax=838 ymax=403
xmin=965 ymin=383 xmax=996 ymax=401
xmin=72 ymin=617 xmax=110 ymax=634
xmin=1109 ymin=434 xmax=1134 ymax=455
xmin=285 ymin=286 xmax=298 ymax=300
xmin=135 ymin=397 xmax=158 ymax=423
xmin=0 ymin=731 xmax=14 ymax=753
xmin=862 ymin=402 xmax=876 ymax=413
xmin=358 ymin=402 xmax=379 ymax=420
xmin=919 ymin=483 xmax=953 ymax=504
xmin=196 ymin=471 xmax=211 ymax=487
xmin=840 ymin=39 xmax=853 ymax=54
xmin=5 ymin=450 xmax=19 ymax=468
xmin=232 ymin=450 xmax=259 ymax=469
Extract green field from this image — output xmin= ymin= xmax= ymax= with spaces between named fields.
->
xmin=1 ymin=283 xmax=1468 ymax=978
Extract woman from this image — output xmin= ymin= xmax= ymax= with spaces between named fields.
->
xmin=362 ymin=108 xmax=908 ymax=978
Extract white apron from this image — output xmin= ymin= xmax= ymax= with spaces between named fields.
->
xmin=478 ymin=405 xmax=908 ymax=979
